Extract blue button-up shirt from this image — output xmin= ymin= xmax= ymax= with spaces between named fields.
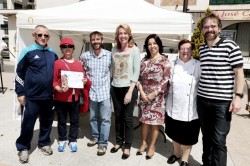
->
xmin=80 ymin=49 xmax=112 ymax=102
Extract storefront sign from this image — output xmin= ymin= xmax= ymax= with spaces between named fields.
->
xmin=220 ymin=30 xmax=237 ymax=41
xmin=213 ymin=10 xmax=250 ymax=20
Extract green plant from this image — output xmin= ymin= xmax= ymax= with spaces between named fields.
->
xmin=191 ymin=8 xmax=212 ymax=59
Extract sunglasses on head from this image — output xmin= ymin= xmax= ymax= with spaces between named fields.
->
xmin=35 ymin=33 xmax=49 ymax=38
xmin=60 ymin=45 xmax=74 ymax=49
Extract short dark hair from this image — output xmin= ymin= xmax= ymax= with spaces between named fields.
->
xmin=89 ymin=31 xmax=103 ymax=40
xmin=144 ymin=34 xmax=163 ymax=59
xmin=178 ymin=39 xmax=194 ymax=50
xmin=199 ymin=13 xmax=222 ymax=30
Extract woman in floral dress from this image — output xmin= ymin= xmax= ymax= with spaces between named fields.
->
xmin=137 ymin=34 xmax=171 ymax=159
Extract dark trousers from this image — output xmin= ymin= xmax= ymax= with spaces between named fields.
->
xmin=197 ymin=96 xmax=231 ymax=166
xmin=16 ymin=99 xmax=54 ymax=151
xmin=111 ymin=86 xmax=138 ymax=149
xmin=55 ymin=99 xmax=80 ymax=143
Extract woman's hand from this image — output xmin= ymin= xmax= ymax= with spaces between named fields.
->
xmin=124 ymin=91 xmax=132 ymax=105
xmin=82 ymin=78 xmax=87 ymax=85
xmin=55 ymin=86 xmax=69 ymax=93
xmin=147 ymin=91 xmax=157 ymax=102
xmin=140 ymin=92 xmax=149 ymax=102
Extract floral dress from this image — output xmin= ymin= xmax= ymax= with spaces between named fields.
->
xmin=138 ymin=55 xmax=171 ymax=125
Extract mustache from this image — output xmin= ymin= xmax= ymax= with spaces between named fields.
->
xmin=92 ymin=43 xmax=104 ymax=49
xmin=205 ymin=31 xmax=214 ymax=36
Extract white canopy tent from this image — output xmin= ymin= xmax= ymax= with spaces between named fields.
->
xmin=16 ymin=0 xmax=193 ymax=58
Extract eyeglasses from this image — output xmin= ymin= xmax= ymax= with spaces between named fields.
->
xmin=180 ymin=48 xmax=191 ymax=51
xmin=203 ymin=25 xmax=218 ymax=30
xmin=60 ymin=45 xmax=74 ymax=49
xmin=35 ymin=33 xmax=49 ymax=38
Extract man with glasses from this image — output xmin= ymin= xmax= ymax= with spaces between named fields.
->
xmin=197 ymin=13 xmax=244 ymax=166
xmin=80 ymin=31 xmax=112 ymax=156
xmin=15 ymin=25 xmax=58 ymax=163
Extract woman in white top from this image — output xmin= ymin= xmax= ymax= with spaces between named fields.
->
xmin=110 ymin=24 xmax=140 ymax=160
xmin=165 ymin=39 xmax=201 ymax=166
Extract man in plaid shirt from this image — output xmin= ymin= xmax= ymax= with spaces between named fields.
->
xmin=80 ymin=31 xmax=112 ymax=156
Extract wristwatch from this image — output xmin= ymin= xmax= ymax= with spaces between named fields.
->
xmin=235 ymin=93 xmax=244 ymax=99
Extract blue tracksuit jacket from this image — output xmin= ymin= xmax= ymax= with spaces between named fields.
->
xmin=15 ymin=43 xmax=58 ymax=100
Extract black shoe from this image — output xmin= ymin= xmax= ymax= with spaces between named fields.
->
xmin=145 ymin=153 xmax=154 ymax=160
xmin=136 ymin=145 xmax=147 ymax=155
xmin=167 ymin=155 xmax=180 ymax=164
xmin=121 ymin=153 xmax=130 ymax=160
xmin=180 ymin=161 xmax=189 ymax=166
xmin=145 ymin=146 xmax=155 ymax=160
xmin=110 ymin=145 xmax=121 ymax=153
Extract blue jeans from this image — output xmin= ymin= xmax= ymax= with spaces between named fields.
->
xmin=197 ymin=96 xmax=231 ymax=166
xmin=89 ymin=99 xmax=111 ymax=147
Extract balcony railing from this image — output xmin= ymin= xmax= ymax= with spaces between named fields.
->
xmin=210 ymin=0 xmax=250 ymax=4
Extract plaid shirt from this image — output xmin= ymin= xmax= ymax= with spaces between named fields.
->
xmin=80 ymin=49 xmax=112 ymax=102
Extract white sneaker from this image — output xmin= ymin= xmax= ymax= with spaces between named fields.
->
xmin=18 ymin=149 xmax=29 ymax=163
xmin=58 ymin=141 xmax=66 ymax=152
xmin=39 ymin=146 xmax=53 ymax=155
xmin=69 ymin=142 xmax=77 ymax=152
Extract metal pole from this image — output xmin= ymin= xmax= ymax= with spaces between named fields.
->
xmin=0 ymin=60 xmax=4 ymax=93
xmin=183 ymin=0 xmax=188 ymax=12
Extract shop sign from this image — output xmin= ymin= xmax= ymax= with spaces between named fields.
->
xmin=213 ymin=10 xmax=250 ymax=20
xmin=220 ymin=30 xmax=237 ymax=41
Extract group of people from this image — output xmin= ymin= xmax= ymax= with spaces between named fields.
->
xmin=15 ymin=13 xmax=244 ymax=166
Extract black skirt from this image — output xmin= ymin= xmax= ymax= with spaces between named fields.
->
xmin=165 ymin=115 xmax=200 ymax=145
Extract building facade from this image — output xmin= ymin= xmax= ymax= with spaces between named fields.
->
xmin=0 ymin=0 xmax=80 ymax=61
xmin=1 ymin=0 xmax=250 ymax=61
xmin=148 ymin=0 xmax=250 ymax=57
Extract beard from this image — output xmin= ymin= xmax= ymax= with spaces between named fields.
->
xmin=204 ymin=31 xmax=220 ymax=41
xmin=91 ymin=43 xmax=102 ymax=50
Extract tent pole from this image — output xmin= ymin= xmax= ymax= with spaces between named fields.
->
xmin=183 ymin=0 xmax=189 ymax=12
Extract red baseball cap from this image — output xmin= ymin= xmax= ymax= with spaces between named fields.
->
xmin=60 ymin=38 xmax=74 ymax=46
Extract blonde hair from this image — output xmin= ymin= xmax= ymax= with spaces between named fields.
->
xmin=114 ymin=24 xmax=135 ymax=49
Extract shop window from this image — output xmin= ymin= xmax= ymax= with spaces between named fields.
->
xmin=14 ymin=3 xmax=23 ymax=9
xmin=217 ymin=0 xmax=226 ymax=3
xmin=210 ymin=0 xmax=217 ymax=4
xmin=225 ymin=0 xmax=235 ymax=3
xmin=210 ymin=0 xmax=250 ymax=4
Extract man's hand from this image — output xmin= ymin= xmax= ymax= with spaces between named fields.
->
xmin=17 ymin=96 xmax=25 ymax=106
xmin=229 ymin=96 xmax=242 ymax=113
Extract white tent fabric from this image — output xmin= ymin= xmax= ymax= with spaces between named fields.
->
xmin=16 ymin=0 xmax=193 ymax=58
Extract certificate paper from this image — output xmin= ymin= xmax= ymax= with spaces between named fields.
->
xmin=61 ymin=70 xmax=84 ymax=88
